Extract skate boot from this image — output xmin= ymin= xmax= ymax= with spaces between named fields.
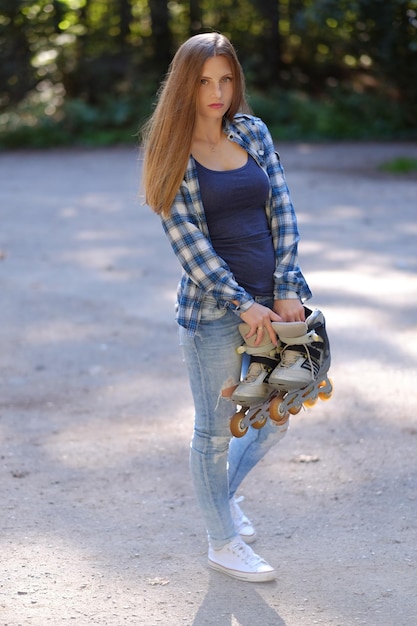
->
xmin=231 ymin=324 xmax=280 ymax=406
xmin=269 ymin=308 xmax=330 ymax=390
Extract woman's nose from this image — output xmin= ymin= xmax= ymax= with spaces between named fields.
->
xmin=212 ymin=83 xmax=221 ymax=97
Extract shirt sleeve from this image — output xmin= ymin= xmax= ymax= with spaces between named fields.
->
xmin=160 ymin=185 xmax=255 ymax=312
xmin=260 ymin=121 xmax=312 ymax=302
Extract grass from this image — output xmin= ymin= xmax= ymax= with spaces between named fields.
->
xmin=378 ymin=156 xmax=417 ymax=174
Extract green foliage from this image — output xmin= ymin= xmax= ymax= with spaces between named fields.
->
xmin=379 ymin=157 xmax=417 ymax=174
xmin=0 ymin=87 xmax=156 ymax=148
xmin=2 ymin=84 xmax=412 ymax=149
xmin=248 ymin=87 xmax=412 ymax=141
xmin=1 ymin=0 xmax=416 ymax=148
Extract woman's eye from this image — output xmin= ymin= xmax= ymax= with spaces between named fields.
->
xmin=200 ymin=79 xmax=208 ymax=85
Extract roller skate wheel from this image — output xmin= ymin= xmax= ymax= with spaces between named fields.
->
xmin=268 ymin=396 xmax=288 ymax=424
xmin=318 ymin=378 xmax=333 ymax=401
xmin=303 ymin=397 xmax=318 ymax=408
xmin=286 ymin=396 xmax=302 ymax=414
xmin=230 ymin=410 xmax=248 ymax=438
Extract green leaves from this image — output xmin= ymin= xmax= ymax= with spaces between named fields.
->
xmin=1 ymin=0 xmax=416 ymax=147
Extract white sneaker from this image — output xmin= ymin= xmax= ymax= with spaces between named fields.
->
xmin=208 ymin=537 xmax=276 ymax=582
xmin=231 ymin=358 xmax=277 ymax=405
xmin=230 ymin=496 xmax=256 ymax=544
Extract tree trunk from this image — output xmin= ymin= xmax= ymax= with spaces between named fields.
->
xmin=148 ymin=0 xmax=173 ymax=74
xmin=258 ymin=0 xmax=281 ymax=86
xmin=189 ymin=0 xmax=203 ymax=35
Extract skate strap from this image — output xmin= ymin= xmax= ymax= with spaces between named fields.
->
xmin=271 ymin=321 xmax=307 ymax=339
xmin=237 ymin=343 xmax=277 ymax=356
xmin=281 ymin=343 xmax=322 ymax=361
xmin=280 ymin=330 xmax=322 ymax=346
xmin=250 ymin=355 xmax=278 ymax=370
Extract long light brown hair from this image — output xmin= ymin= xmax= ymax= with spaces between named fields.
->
xmin=141 ymin=32 xmax=251 ymax=216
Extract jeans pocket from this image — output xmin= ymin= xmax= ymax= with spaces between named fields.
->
xmin=200 ymin=294 xmax=227 ymax=322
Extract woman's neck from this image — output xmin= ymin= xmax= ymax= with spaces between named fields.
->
xmin=193 ymin=120 xmax=224 ymax=152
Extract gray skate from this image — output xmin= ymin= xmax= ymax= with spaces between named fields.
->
xmin=230 ymin=308 xmax=333 ymax=438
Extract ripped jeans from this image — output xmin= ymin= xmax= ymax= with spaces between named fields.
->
xmin=179 ymin=296 xmax=289 ymax=549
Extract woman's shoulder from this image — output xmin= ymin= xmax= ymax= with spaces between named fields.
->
xmin=226 ymin=115 xmax=274 ymax=157
xmin=230 ymin=113 xmax=269 ymax=135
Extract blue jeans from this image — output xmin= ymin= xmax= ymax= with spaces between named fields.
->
xmin=179 ymin=296 xmax=289 ymax=549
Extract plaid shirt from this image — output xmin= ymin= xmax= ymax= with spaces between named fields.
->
xmin=160 ymin=114 xmax=312 ymax=335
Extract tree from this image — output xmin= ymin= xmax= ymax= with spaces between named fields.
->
xmin=252 ymin=0 xmax=281 ymax=87
xmin=0 ymin=0 xmax=416 ymax=144
xmin=148 ymin=0 xmax=173 ymax=75
xmin=0 ymin=0 xmax=35 ymax=107
xmin=189 ymin=0 xmax=203 ymax=35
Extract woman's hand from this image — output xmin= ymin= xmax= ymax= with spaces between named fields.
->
xmin=273 ymin=299 xmax=305 ymax=322
xmin=239 ymin=299 xmax=305 ymax=347
xmin=239 ymin=303 xmax=282 ymax=347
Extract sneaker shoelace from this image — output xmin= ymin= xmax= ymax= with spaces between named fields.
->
xmin=230 ymin=496 xmax=249 ymax=527
xmin=280 ymin=345 xmax=315 ymax=380
xmin=229 ymin=540 xmax=265 ymax=567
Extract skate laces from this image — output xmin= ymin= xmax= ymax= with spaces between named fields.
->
xmin=243 ymin=361 xmax=267 ymax=383
xmin=279 ymin=347 xmax=301 ymax=367
xmin=280 ymin=345 xmax=316 ymax=380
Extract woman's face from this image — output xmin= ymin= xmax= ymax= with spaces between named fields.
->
xmin=197 ymin=55 xmax=234 ymax=121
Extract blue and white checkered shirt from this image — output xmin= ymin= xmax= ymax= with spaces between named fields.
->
xmin=160 ymin=114 xmax=312 ymax=335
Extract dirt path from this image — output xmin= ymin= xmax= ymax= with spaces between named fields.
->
xmin=1 ymin=142 xmax=416 ymax=625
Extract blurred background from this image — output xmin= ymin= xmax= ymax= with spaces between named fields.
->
xmin=1 ymin=0 xmax=416 ymax=149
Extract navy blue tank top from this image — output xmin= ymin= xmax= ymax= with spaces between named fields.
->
xmin=195 ymin=155 xmax=275 ymax=296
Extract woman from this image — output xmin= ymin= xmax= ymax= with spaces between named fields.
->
xmin=141 ymin=32 xmax=312 ymax=582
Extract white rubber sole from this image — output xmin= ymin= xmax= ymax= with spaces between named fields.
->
xmin=208 ymin=558 xmax=276 ymax=582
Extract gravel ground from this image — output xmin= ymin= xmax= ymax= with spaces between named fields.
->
xmin=0 ymin=142 xmax=417 ymax=626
